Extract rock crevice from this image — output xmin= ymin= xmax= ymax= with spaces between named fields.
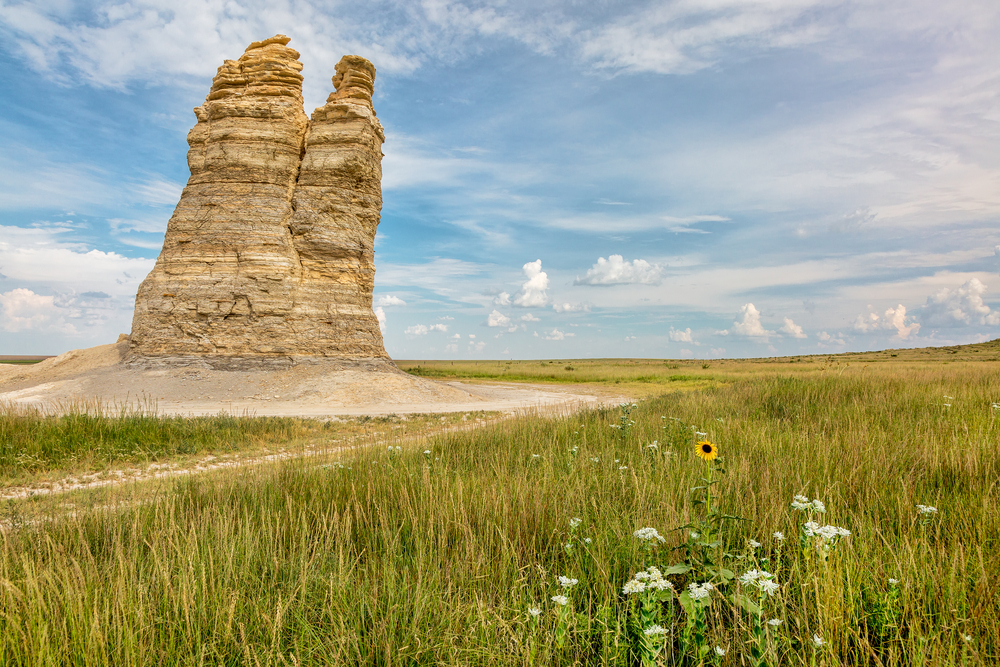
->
xmin=127 ymin=35 xmax=388 ymax=366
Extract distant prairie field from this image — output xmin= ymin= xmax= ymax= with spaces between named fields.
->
xmin=0 ymin=349 xmax=997 ymax=665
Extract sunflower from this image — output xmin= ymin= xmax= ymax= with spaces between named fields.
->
xmin=695 ymin=440 xmax=718 ymax=462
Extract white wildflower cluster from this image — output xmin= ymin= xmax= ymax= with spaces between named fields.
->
xmin=590 ymin=457 xmax=600 ymax=463
xmin=527 ymin=607 xmax=541 ymax=618
xmin=916 ymin=504 xmax=938 ymax=516
xmin=687 ymin=581 xmax=714 ymax=600
xmin=619 ymin=465 xmax=629 ymax=471
xmin=748 ymin=539 xmax=761 ymax=549
xmin=802 ymin=521 xmax=851 ymax=551
xmin=767 ymin=618 xmax=783 ymax=627
xmin=739 ymin=569 xmax=780 ymax=596
xmin=557 ymin=576 xmax=579 ymax=588
xmin=623 ymin=566 xmax=675 ymax=594
xmin=643 ymin=625 xmax=668 ymax=636
xmin=773 ymin=531 xmax=785 ymax=541
xmin=551 ymin=595 xmax=569 ymax=606
xmin=646 ymin=441 xmax=659 ymax=451
xmin=715 ymin=646 xmax=726 ymax=656
xmin=812 ymin=634 xmax=825 ymax=648
xmin=386 ymin=446 xmax=402 ymax=454
xmin=569 ymin=446 xmax=579 ymax=456
xmin=695 ymin=431 xmax=707 ymax=437
xmin=569 ymin=517 xmax=582 ymax=529
xmin=633 ymin=527 xmax=666 ymax=543
xmin=791 ymin=495 xmax=826 ymax=513
xmin=888 ymin=578 xmax=899 ymax=585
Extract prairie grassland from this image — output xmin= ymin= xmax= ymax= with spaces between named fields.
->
xmin=0 ymin=357 xmax=998 ymax=665
xmin=0 ymin=402 xmax=490 ymax=487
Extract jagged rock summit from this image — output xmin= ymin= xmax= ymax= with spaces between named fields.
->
xmin=127 ymin=35 xmax=388 ymax=368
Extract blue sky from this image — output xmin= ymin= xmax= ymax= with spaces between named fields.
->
xmin=1 ymin=0 xmax=999 ymax=359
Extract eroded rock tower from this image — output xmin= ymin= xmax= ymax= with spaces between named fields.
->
xmin=127 ymin=35 xmax=388 ymax=366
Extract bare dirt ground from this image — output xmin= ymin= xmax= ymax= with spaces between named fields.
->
xmin=0 ymin=339 xmax=620 ymax=418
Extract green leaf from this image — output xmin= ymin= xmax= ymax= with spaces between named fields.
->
xmin=730 ymin=592 xmax=761 ymax=616
xmin=663 ymin=564 xmax=691 ymax=575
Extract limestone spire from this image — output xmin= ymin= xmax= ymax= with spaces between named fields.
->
xmin=126 ymin=38 xmax=387 ymax=367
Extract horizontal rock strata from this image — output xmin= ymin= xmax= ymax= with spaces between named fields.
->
xmin=127 ymin=36 xmax=388 ymax=366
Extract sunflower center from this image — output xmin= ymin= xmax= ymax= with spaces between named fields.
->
xmin=701 ymin=444 xmax=713 ymax=453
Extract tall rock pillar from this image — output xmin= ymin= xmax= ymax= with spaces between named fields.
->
xmin=127 ymin=36 xmax=388 ymax=366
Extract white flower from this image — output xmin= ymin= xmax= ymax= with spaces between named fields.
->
xmin=584 ymin=538 xmax=592 ymax=544
xmin=622 ymin=579 xmax=646 ymax=595
xmin=633 ymin=571 xmax=651 ymax=581
xmin=528 ymin=607 xmax=541 ymax=617
xmin=532 ymin=454 xmax=541 ymax=459
xmin=759 ymin=579 xmax=780 ymax=596
xmin=643 ymin=625 xmax=668 ymax=636
xmin=695 ymin=431 xmax=707 ymax=437
xmin=687 ymin=582 xmax=713 ymax=600
xmin=811 ymin=499 xmax=826 ymax=513
xmin=423 ymin=450 xmax=431 ymax=455
xmin=557 ymin=576 xmax=579 ymax=588
xmin=773 ymin=531 xmax=785 ymax=541
xmin=748 ymin=539 xmax=761 ymax=549
xmin=962 ymin=634 xmax=973 ymax=642
xmin=619 ymin=465 xmax=628 ymax=471
xmin=690 ymin=532 xmax=700 ymax=539
xmin=916 ymin=504 xmax=938 ymax=515
xmin=715 ymin=647 xmax=726 ymax=656
xmin=569 ymin=518 xmax=582 ymax=528
xmin=767 ymin=619 xmax=783 ymax=627
xmin=648 ymin=578 xmax=674 ymax=591
xmin=791 ymin=495 xmax=812 ymax=511
xmin=647 ymin=442 xmax=659 ymax=450
xmin=633 ymin=527 xmax=666 ymax=543
xmin=739 ymin=569 xmax=762 ymax=585
xmin=888 ymin=578 xmax=899 ymax=585
xmin=802 ymin=521 xmax=820 ymax=537
xmin=812 ymin=634 xmax=825 ymax=648
xmin=551 ymin=595 xmax=569 ymax=606
xmin=590 ymin=457 xmax=600 ymax=462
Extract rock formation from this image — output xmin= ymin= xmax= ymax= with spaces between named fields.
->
xmin=127 ymin=35 xmax=388 ymax=367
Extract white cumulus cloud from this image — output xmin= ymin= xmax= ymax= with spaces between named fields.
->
xmin=520 ymin=313 xmax=539 ymax=321
xmin=552 ymin=302 xmax=591 ymax=313
xmin=574 ymin=255 xmax=663 ymax=285
xmin=0 ymin=288 xmax=77 ymax=334
xmin=668 ymin=327 xmax=693 ymax=342
xmin=853 ymin=304 xmax=921 ymax=339
xmin=487 ymin=309 xmax=511 ymax=327
xmin=403 ymin=323 xmax=448 ymax=336
xmin=493 ymin=291 xmax=511 ymax=306
xmin=374 ymin=306 xmax=386 ymax=334
xmin=375 ymin=294 xmax=407 ymax=307
xmin=780 ymin=318 xmax=807 ymax=339
xmin=513 ymin=260 xmax=549 ymax=307
xmin=545 ymin=328 xmax=575 ymax=340
xmin=921 ymin=279 xmax=999 ymax=327
xmin=732 ymin=303 xmax=774 ymax=340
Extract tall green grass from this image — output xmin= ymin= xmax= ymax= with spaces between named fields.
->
xmin=0 ymin=403 xmax=326 ymax=479
xmin=0 ymin=366 xmax=997 ymax=664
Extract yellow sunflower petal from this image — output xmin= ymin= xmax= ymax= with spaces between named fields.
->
xmin=695 ymin=440 xmax=718 ymax=461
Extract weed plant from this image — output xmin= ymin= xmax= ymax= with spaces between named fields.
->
xmin=0 ymin=366 xmax=997 ymax=664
